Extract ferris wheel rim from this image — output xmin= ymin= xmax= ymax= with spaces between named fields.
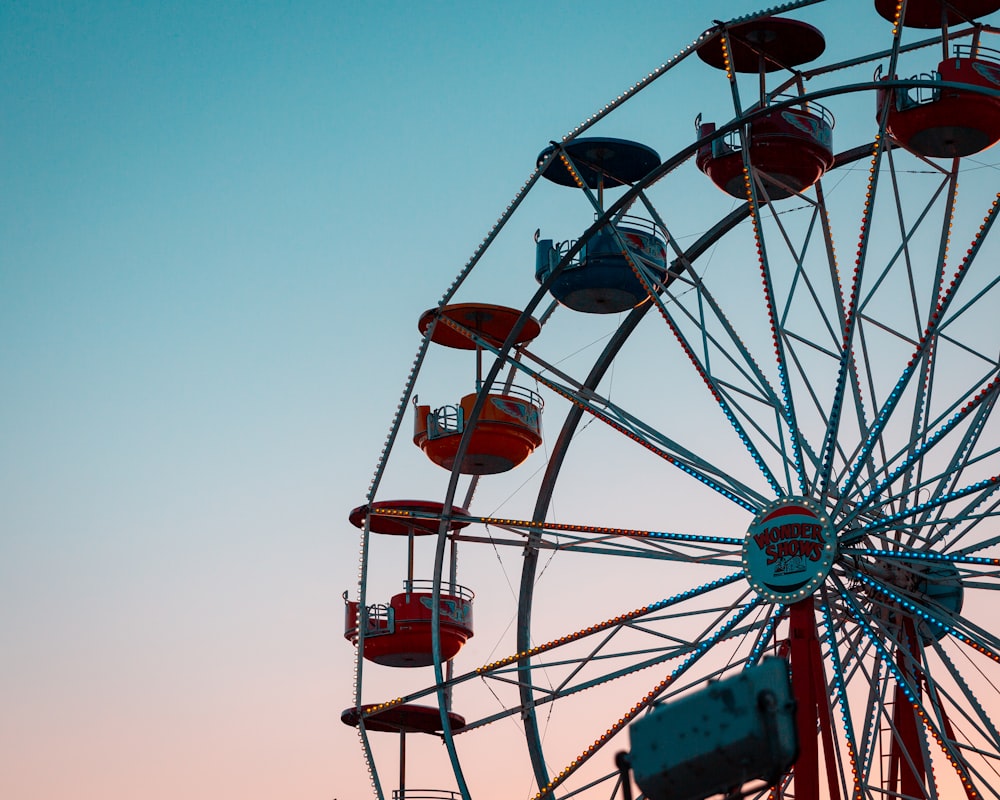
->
xmin=350 ymin=5 xmax=1000 ymax=799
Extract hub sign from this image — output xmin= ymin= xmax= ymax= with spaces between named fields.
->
xmin=743 ymin=497 xmax=836 ymax=603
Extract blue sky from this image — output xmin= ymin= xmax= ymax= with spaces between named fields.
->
xmin=4 ymin=2 xmax=999 ymax=799
xmin=2 ymin=4 xmax=736 ymax=797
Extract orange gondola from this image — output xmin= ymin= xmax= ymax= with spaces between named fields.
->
xmin=413 ymin=389 xmax=542 ymax=474
xmin=414 ymin=303 xmax=543 ymax=474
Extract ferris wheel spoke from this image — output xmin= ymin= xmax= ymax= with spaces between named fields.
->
xmin=643 ymin=275 xmax=789 ymax=496
xmin=745 ymin=605 xmax=784 ymax=666
xmin=848 ymin=459 xmax=1000 ymax=539
xmin=840 ymin=657 xmax=887 ymax=791
xmin=811 ymin=130 xmax=889 ymax=507
xmin=840 ymin=473 xmax=1000 ymax=548
xmin=825 ymin=321 xmax=879 ymax=500
xmin=918 ymin=656 xmax=1000 ymax=799
xmin=520 ymin=614 xmax=768 ymax=711
xmin=540 ymin=768 xmax=622 ymax=800
xmin=554 ymin=389 xmax=768 ymax=509
xmin=647 ymin=216 xmax=782 ymax=405
xmin=743 ymin=174 xmax=815 ymax=494
xmin=640 ymin=193 xmax=807 ymax=471
xmin=842 ymin=547 xmax=1000 ymax=575
xmin=367 ymin=578 xmax=757 ymax=735
xmin=837 ymin=187 xmax=1000 ymax=510
xmin=840 ymin=454 xmax=1000 ymax=548
xmin=491 ymin=573 xmax=750 ymax=701
xmin=871 ymin=150 xmax=956 ymax=327
xmin=810 ymin=149 xmax=893 ymax=501
xmin=938 ymin=280 xmax=1000 ymax=351
xmin=465 ymin=328 xmax=773 ymax=510
xmin=923 ymin=640 xmax=1000 ymax=759
xmin=910 ymin=504 xmax=1000 ymax=554
xmin=455 ymin=515 xmax=744 ymax=566
xmin=941 ymin=495 xmax=1000 ymax=557
xmin=828 ymin=574 xmax=993 ymax=797
xmin=849 ymin=518 xmax=969 ymax=555
xmin=778 ymin=330 xmax=839 ymax=468
xmin=825 ymin=143 xmax=953 ymax=505
xmin=952 ymin=505 xmax=1000 ymax=556
xmin=458 ymin=528 xmax=745 ymax=566
xmin=841 ymin=373 xmax=1000 ymax=524
xmin=760 ymin=193 xmax=852 ymax=424
xmin=943 ymin=614 xmax=1000 ymax=664
xmin=583 ymin=393 xmax=772 ymax=506
xmin=829 ymin=622 xmax=887 ymax=792
xmin=823 ymin=590 xmax=882 ymax=691
xmin=531 ymin=596 xmax=765 ymax=799
xmin=630 ymin=179 xmax=825 ymax=496
xmin=720 ymin=376 xmax=822 ymax=482
xmin=848 ymin=568 xmax=1000 ymax=660
xmin=655 ymin=275 xmax=804 ymax=481
xmin=919 ymin=425 xmax=1000 ymax=543
xmin=510 ymin=604 xmax=776 ymax=797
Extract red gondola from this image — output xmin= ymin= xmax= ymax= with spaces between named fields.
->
xmin=343 ymin=581 xmax=474 ymax=667
xmin=340 ymin=704 xmax=466 ymax=800
xmin=873 ymin=0 xmax=1000 ymax=28
xmin=345 ymin=501 xmax=474 ymax=667
xmin=695 ymin=16 xmax=834 ymax=200
xmin=340 ymin=703 xmax=465 ymax=733
xmin=348 ymin=499 xmax=471 ymax=537
xmin=879 ymin=49 xmax=1000 ymax=158
xmin=696 ymin=104 xmax=835 ymax=199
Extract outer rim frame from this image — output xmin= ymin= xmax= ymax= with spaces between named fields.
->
xmin=350 ymin=10 xmax=1000 ymax=800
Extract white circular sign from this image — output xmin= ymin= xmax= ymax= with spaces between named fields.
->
xmin=742 ymin=497 xmax=837 ymax=603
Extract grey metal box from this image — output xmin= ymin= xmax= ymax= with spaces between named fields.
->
xmin=629 ymin=657 xmax=798 ymax=800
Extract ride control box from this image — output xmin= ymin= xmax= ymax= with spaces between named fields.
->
xmin=628 ymin=656 xmax=798 ymax=800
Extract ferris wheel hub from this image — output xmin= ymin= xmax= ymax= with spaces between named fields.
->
xmin=742 ymin=497 xmax=837 ymax=604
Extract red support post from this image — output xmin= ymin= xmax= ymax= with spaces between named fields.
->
xmin=787 ymin=599 xmax=843 ymax=800
xmin=889 ymin=617 xmax=928 ymax=799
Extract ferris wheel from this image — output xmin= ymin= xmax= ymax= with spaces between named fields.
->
xmin=343 ymin=2 xmax=1000 ymax=799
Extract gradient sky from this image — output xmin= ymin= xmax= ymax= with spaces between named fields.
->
xmin=4 ymin=2 xmax=998 ymax=800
